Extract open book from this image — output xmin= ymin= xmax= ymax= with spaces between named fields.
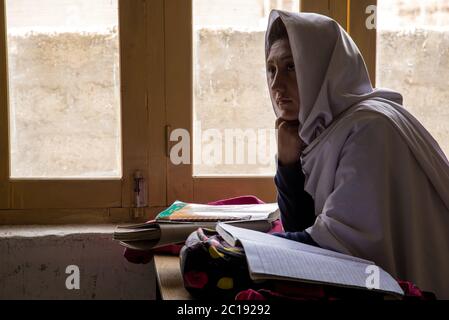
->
xmin=113 ymin=201 xmax=279 ymax=250
xmin=216 ymin=223 xmax=404 ymax=298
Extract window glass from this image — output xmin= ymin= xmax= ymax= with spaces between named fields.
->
xmin=6 ymin=0 xmax=121 ymax=179
xmin=193 ymin=0 xmax=300 ymax=176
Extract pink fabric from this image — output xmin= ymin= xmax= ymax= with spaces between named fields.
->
xmin=398 ymin=280 xmax=436 ymax=300
xmin=235 ymin=287 xmax=322 ymax=301
xmin=235 ymin=281 xmax=436 ymax=301
xmin=207 ymin=195 xmax=265 ymax=205
xmin=184 ymin=271 xmax=209 ymax=289
xmin=235 ymin=289 xmax=267 ymax=300
xmin=123 ymin=195 xmax=280 ymax=264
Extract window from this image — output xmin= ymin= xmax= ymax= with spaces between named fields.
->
xmin=166 ymin=0 xmax=373 ymax=203
xmin=166 ymin=0 xmax=302 ymax=204
xmin=342 ymin=0 xmax=448 ymax=157
xmin=193 ymin=0 xmax=300 ymax=176
xmin=0 ymin=0 xmax=165 ymax=222
xmin=6 ymin=0 xmax=121 ymax=179
xmin=376 ymin=0 xmax=449 ymax=157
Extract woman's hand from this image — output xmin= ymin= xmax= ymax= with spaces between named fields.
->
xmin=275 ymin=118 xmax=304 ymax=166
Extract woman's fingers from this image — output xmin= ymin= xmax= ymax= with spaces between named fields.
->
xmin=276 ymin=118 xmax=302 ymax=165
xmin=275 ymin=118 xmax=299 ymax=128
xmin=276 ymin=119 xmax=299 ymax=135
xmin=275 ymin=117 xmax=284 ymax=129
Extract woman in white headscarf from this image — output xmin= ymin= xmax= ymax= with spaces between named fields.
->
xmin=267 ymin=10 xmax=449 ymax=299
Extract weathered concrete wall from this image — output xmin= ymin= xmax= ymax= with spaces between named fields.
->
xmin=193 ymin=29 xmax=277 ymax=175
xmin=378 ymin=0 xmax=449 ymax=28
xmin=0 ymin=225 xmax=155 ymax=300
xmin=377 ymin=29 xmax=449 ymax=156
xmin=8 ymin=31 xmax=121 ymax=178
xmin=193 ymin=0 xmax=299 ymax=29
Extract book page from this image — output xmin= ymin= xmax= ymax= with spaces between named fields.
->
xmin=217 ymin=223 xmax=404 ymax=296
xmin=218 ymin=223 xmax=373 ymax=264
xmin=242 ymin=238 xmax=403 ymax=296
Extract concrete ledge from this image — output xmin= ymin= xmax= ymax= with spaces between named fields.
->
xmin=0 ymin=224 xmax=118 ymax=238
xmin=0 ymin=224 xmax=155 ymax=300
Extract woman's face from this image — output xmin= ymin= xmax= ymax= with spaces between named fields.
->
xmin=267 ymin=38 xmax=300 ymax=122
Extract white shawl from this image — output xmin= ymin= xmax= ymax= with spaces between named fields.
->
xmin=266 ymin=10 xmax=449 ymax=298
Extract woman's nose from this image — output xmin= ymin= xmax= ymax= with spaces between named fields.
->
xmin=271 ymin=72 xmax=285 ymax=92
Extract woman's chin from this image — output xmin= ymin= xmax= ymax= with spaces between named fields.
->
xmin=279 ymin=113 xmax=299 ymax=123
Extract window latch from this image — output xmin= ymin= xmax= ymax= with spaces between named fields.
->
xmin=132 ymin=170 xmax=147 ymax=218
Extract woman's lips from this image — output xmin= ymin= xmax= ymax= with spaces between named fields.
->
xmin=277 ymin=99 xmax=293 ymax=108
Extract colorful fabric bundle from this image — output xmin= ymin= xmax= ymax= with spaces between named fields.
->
xmin=179 ymin=227 xmax=263 ymax=300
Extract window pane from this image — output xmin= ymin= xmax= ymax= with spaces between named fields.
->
xmin=193 ymin=0 xmax=300 ymax=176
xmin=6 ymin=0 xmax=121 ymax=179
xmin=377 ymin=0 xmax=449 ymax=158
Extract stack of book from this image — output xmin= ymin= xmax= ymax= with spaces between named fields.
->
xmin=113 ymin=200 xmax=279 ymax=250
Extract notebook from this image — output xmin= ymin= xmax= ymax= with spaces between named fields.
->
xmin=216 ymin=222 xmax=404 ymax=298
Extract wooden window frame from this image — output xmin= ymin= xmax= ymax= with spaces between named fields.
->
xmin=0 ymin=0 xmax=167 ymax=224
xmin=301 ymin=0 xmax=377 ymax=86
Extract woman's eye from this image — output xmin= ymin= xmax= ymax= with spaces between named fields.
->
xmin=287 ymin=63 xmax=295 ymax=72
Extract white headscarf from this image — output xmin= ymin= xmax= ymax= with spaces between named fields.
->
xmin=266 ymin=10 xmax=449 ymax=298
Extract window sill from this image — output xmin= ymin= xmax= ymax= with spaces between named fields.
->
xmin=0 ymin=224 xmax=119 ymax=238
